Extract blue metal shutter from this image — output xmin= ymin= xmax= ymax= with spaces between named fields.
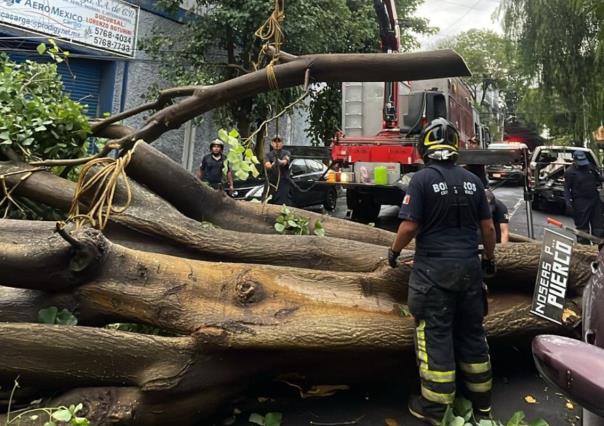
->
xmin=8 ymin=53 xmax=101 ymax=118
xmin=57 ymin=59 xmax=101 ymax=118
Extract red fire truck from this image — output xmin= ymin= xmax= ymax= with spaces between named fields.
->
xmin=329 ymin=1 xmax=482 ymax=221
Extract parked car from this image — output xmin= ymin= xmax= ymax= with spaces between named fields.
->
xmin=529 ymin=146 xmax=600 ymax=213
xmin=231 ymin=158 xmax=339 ymax=211
xmin=486 ymin=142 xmax=528 ymax=185
xmin=532 ymin=247 xmax=604 ymax=425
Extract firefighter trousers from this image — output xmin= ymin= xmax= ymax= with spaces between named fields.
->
xmin=407 ymin=255 xmax=492 ymax=415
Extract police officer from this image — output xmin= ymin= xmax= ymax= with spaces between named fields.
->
xmin=196 ymin=139 xmax=234 ymax=193
xmin=388 ymin=118 xmax=497 ymax=425
xmin=564 ymin=150 xmax=604 ymax=244
xmin=264 ymin=136 xmax=292 ymax=205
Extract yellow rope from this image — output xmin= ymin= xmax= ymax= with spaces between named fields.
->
xmin=254 ymin=0 xmax=285 ymax=89
xmin=63 ymin=150 xmax=133 ymax=230
xmin=0 ymin=168 xmax=44 ymax=218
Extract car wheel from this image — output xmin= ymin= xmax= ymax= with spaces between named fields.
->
xmin=323 ymin=188 xmax=337 ymax=211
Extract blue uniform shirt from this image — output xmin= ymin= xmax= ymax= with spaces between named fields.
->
xmin=399 ymin=162 xmax=491 ymax=257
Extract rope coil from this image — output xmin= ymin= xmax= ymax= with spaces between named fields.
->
xmin=254 ymin=0 xmax=285 ymax=90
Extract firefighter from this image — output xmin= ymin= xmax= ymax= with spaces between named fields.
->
xmin=485 ymin=189 xmax=510 ymax=244
xmin=564 ymin=150 xmax=604 ymax=244
xmin=388 ymin=118 xmax=497 ymax=425
xmin=196 ymin=139 xmax=234 ymax=193
xmin=264 ymin=136 xmax=292 ymax=205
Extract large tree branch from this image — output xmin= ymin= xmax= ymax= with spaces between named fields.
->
xmin=90 ymin=50 xmax=470 ymax=144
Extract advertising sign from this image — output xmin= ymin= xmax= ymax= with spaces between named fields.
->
xmin=531 ymin=229 xmax=574 ymax=324
xmin=0 ymin=0 xmax=139 ymax=57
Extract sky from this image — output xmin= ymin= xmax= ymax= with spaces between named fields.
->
xmin=413 ymin=0 xmax=504 ymax=49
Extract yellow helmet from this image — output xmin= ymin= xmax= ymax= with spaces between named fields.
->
xmin=419 ymin=118 xmax=460 ymax=161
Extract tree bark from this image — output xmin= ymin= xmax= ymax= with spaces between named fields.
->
xmin=124 ymin=141 xmax=396 ymax=246
xmin=0 ymin=222 xmax=576 ymax=348
xmin=0 ymin=385 xmax=243 ymax=426
xmin=90 ymin=50 xmax=470 ymax=146
xmin=1 ymin=161 xmax=394 ymax=272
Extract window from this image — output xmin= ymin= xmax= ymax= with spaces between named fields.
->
xmin=290 ymin=159 xmax=307 ymax=176
xmin=306 ymin=160 xmax=324 ymax=173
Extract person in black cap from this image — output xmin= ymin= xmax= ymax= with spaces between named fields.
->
xmin=264 ymin=136 xmax=292 ymax=205
xmin=196 ymin=139 xmax=234 ymax=193
xmin=564 ymin=150 xmax=604 ymax=244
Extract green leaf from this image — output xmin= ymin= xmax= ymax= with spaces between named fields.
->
xmin=506 ymin=411 xmax=526 ymax=426
xmin=251 ymin=155 xmax=260 ymax=164
xmin=453 ymin=397 xmax=473 ymax=420
xmin=36 ymin=43 xmax=47 ymax=55
xmin=275 ymin=215 xmax=284 ymax=224
xmin=218 ymin=128 xmax=228 ymax=142
xmin=313 ymin=227 xmax=325 ymax=237
xmin=228 ymin=128 xmax=240 ymax=138
xmin=442 ymin=405 xmax=456 ymax=426
xmin=38 ymin=306 xmax=58 ymax=324
xmin=245 ymin=148 xmax=254 ymax=158
xmin=248 ymin=413 xmax=265 ymax=425
xmin=264 ymin=412 xmax=282 ymax=426
xmin=227 ymin=136 xmax=239 ymax=147
xmin=55 ymin=308 xmax=78 ymax=325
xmin=51 ymin=408 xmax=72 ymax=422
xmin=287 ymin=220 xmax=299 ymax=228
xmin=235 ymin=169 xmax=248 ymax=180
xmin=0 ymin=131 xmax=10 ymax=140
xmin=274 ymin=222 xmax=285 ymax=233
xmin=250 ymin=167 xmax=260 ymax=178
xmin=450 ymin=417 xmax=465 ymax=426
xmin=527 ymin=419 xmax=549 ymax=426
xmin=43 ymin=422 xmax=57 ymax=426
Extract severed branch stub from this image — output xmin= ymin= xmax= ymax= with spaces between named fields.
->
xmin=55 ymin=222 xmax=108 ymax=277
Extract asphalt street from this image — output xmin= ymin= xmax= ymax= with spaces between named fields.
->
xmin=221 ymin=184 xmax=582 ymax=426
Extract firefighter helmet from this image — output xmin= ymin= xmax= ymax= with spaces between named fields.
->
xmin=419 ymin=118 xmax=460 ymax=161
xmin=210 ymin=138 xmax=224 ymax=149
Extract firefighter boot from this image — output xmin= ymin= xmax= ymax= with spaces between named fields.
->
xmin=408 ymin=395 xmax=446 ymax=426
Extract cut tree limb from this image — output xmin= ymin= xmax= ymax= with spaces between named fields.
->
xmin=0 ymin=161 xmax=394 ymax=271
xmin=0 ymin=222 xmax=572 ymax=351
xmin=124 ymin=141 xmax=396 ymax=246
xmin=90 ymin=50 xmax=470 ymax=146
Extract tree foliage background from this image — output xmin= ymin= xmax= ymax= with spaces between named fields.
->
xmin=140 ymin=0 xmax=434 ymax=146
xmin=438 ymin=29 xmax=525 ymax=141
xmin=501 ymin=0 xmax=603 ymax=145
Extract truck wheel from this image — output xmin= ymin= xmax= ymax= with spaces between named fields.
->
xmin=347 ymin=191 xmax=381 ymax=222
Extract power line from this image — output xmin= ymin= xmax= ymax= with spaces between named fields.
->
xmin=439 ymin=0 xmax=485 ymax=35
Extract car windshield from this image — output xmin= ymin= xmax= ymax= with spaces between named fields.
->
xmin=536 ymin=150 xmax=575 ymax=164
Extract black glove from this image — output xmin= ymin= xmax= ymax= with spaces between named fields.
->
xmin=482 ymin=257 xmax=496 ymax=278
xmin=388 ymin=248 xmax=400 ymax=268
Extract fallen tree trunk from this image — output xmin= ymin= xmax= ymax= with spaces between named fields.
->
xmin=0 ymin=385 xmax=243 ymax=426
xmin=125 ymin=141 xmax=396 ymax=246
xmin=0 ymin=162 xmax=393 ymax=272
xmin=0 ymin=221 xmax=573 ymax=346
